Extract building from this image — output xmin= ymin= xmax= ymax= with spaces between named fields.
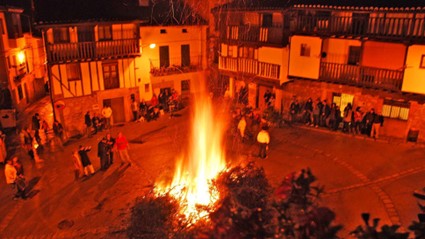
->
xmin=0 ymin=4 xmax=45 ymax=114
xmin=35 ymin=0 xmax=207 ymax=136
xmin=212 ymin=0 xmax=425 ymax=141
xmin=137 ymin=0 xmax=208 ymax=101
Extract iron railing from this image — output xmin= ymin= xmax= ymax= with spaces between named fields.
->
xmin=149 ymin=55 xmax=203 ymax=76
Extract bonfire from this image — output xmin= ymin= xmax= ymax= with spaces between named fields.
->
xmin=154 ymin=87 xmax=228 ymax=223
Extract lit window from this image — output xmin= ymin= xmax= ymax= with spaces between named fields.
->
xmin=300 ymin=43 xmax=310 ymax=57
xmin=382 ymin=100 xmax=409 ymax=120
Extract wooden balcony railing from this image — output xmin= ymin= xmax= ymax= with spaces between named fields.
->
xmin=219 ymin=56 xmax=280 ymax=80
xmin=319 ymin=62 xmax=404 ymax=91
xmin=293 ymin=14 xmax=425 ymax=42
xmin=149 ymin=55 xmax=202 ymax=77
xmin=223 ymin=25 xmax=285 ymax=45
xmin=46 ymin=39 xmax=139 ymax=63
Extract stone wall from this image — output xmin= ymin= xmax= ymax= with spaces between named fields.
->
xmin=280 ymin=79 xmax=425 ymax=142
xmin=56 ymin=95 xmax=98 ymax=137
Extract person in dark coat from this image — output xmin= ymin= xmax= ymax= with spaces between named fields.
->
xmin=78 ymin=145 xmax=95 ymax=176
xmin=106 ymin=133 xmax=115 ymax=165
xmin=97 ymin=138 xmax=109 ymax=171
xmin=85 ymin=111 xmax=92 ymax=137
xmin=32 ymin=113 xmax=41 ymax=144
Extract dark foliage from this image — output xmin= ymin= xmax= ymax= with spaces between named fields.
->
xmin=350 ymin=213 xmax=409 ymax=239
xmin=127 ymin=193 xmax=190 ymax=239
xmin=128 ymin=163 xmax=341 ymax=239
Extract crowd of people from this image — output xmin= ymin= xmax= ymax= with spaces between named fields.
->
xmin=72 ymin=131 xmax=131 ymax=180
xmin=288 ymin=97 xmax=384 ymax=139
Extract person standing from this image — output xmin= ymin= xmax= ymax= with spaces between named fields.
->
xmin=5 ymin=158 xmax=25 ymax=200
xmin=72 ymin=150 xmax=83 ymax=181
xmin=371 ymin=110 xmax=384 ymax=139
xmin=289 ymin=99 xmax=300 ymax=123
xmin=131 ymin=99 xmax=139 ymax=121
xmin=106 ymin=133 xmax=115 ymax=165
xmin=97 ymin=137 xmax=109 ymax=171
xmin=257 ymin=125 xmax=270 ymax=159
xmin=12 ymin=157 xmax=26 ymax=199
xmin=92 ymin=113 xmax=101 ymax=134
xmin=101 ymin=105 xmax=113 ymax=129
xmin=116 ymin=132 xmax=131 ymax=166
xmin=85 ymin=111 xmax=92 ymax=137
xmin=32 ymin=113 xmax=41 ymax=144
xmin=78 ymin=145 xmax=95 ymax=176
xmin=53 ymin=120 xmax=64 ymax=145
xmin=237 ymin=116 xmax=247 ymax=142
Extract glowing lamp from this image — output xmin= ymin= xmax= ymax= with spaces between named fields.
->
xmin=149 ymin=43 xmax=156 ymax=49
xmin=17 ymin=51 xmax=25 ymax=64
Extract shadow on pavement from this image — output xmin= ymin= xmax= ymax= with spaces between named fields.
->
xmin=24 ymin=176 xmax=41 ymax=199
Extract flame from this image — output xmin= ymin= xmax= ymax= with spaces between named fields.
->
xmin=155 ymin=89 xmax=227 ymax=222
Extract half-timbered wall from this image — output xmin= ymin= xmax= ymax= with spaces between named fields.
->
xmin=51 ymin=58 xmax=138 ymax=98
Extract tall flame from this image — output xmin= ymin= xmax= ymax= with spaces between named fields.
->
xmin=155 ymin=88 xmax=227 ymax=222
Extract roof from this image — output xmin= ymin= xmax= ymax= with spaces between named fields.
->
xmin=34 ymin=0 xmax=145 ymax=25
xmin=212 ymin=0 xmax=425 ymax=12
xmin=142 ymin=0 xmax=207 ymax=26
xmin=34 ymin=0 xmax=206 ymax=26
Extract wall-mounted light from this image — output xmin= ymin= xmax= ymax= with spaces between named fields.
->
xmin=149 ymin=43 xmax=156 ymax=49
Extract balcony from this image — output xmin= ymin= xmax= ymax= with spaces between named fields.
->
xmin=293 ymin=14 xmax=425 ymax=43
xmin=219 ymin=56 xmax=280 ymax=80
xmin=319 ymin=62 xmax=403 ymax=92
xmin=149 ymin=55 xmax=202 ymax=77
xmin=222 ymin=25 xmax=286 ymax=46
xmin=46 ymin=39 xmax=140 ymax=63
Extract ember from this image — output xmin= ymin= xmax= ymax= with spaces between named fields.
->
xmin=155 ymin=86 xmax=227 ymax=222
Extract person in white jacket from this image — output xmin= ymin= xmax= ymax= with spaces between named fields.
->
xmin=237 ymin=116 xmax=247 ymax=141
xmin=4 ymin=159 xmax=22 ymax=200
xmin=257 ymin=125 xmax=270 ymax=159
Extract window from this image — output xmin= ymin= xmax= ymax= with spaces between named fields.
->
xmin=53 ymin=27 xmax=70 ymax=43
xmin=332 ymin=93 xmax=354 ymax=117
xmin=262 ymin=14 xmax=273 ymax=27
xmin=102 ymin=62 xmax=119 ymax=89
xmin=0 ymin=19 xmax=4 ymax=35
xmin=159 ymin=46 xmax=170 ymax=67
xmin=160 ymin=29 xmax=167 ymax=34
xmin=228 ymin=45 xmax=237 ymax=57
xmin=420 ymin=54 xmax=425 ymax=69
xmin=300 ymin=44 xmax=310 ymax=57
xmin=238 ymin=47 xmax=257 ymax=59
xmin=98 ymin=25 xmax=112 ymax=41
xmin=348 ymin=46 xmax=361 ymax=65
xmin=17 ymin=84 xmax=24 ymax=100
xmin=181 ymin=44 xmax=190 ymax=67
xmin=182 ymin=28 xmax=187 ymax=33
xmin=144 ymin=83 xmax=150 ymax=93
xmin=181 ymin=80 xmax=190 ymax=92
xmin=66 ymin=63 xmax=81 ymax=81
xmin=382 ymin=99 xmax=410 ymax=120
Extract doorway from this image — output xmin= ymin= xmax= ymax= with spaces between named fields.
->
xmin=103 ymin=97 xmax=125 ymax=123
